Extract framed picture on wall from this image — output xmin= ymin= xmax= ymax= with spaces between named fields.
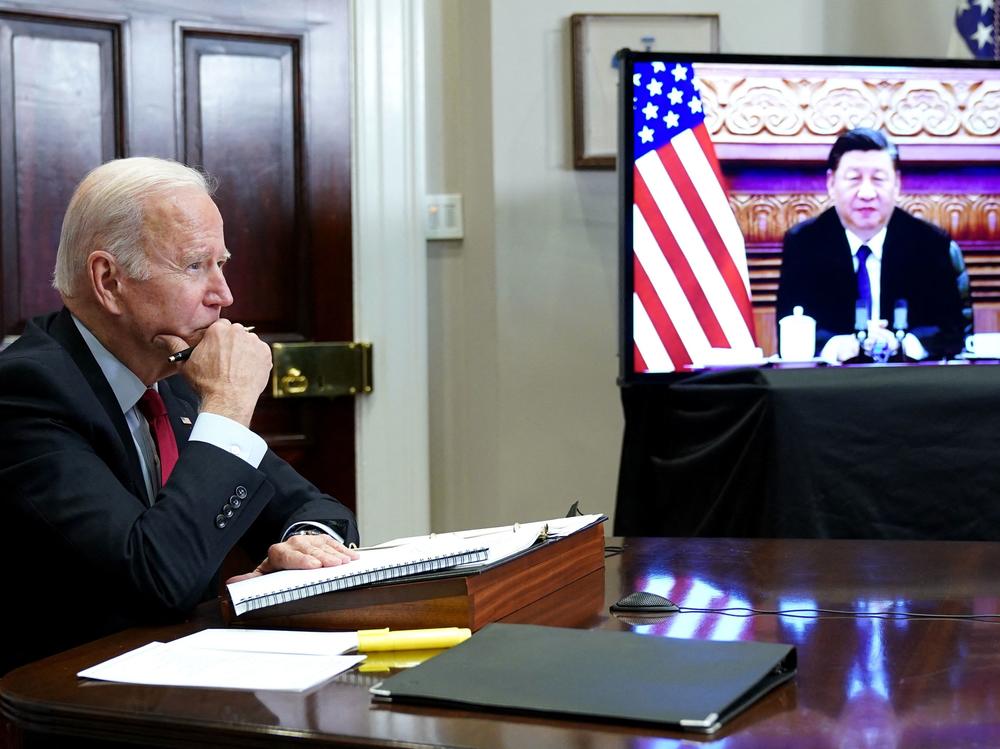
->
xmin=571 ymin=13 xmax=720 ymax=169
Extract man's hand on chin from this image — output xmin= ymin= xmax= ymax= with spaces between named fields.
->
xmin=155 ymin=333 xmax=183 ymax=356
xmin=171 ymin=320 xmax=272 ymax=427
xmin=225 ymin=534 xmax=360 ymax=585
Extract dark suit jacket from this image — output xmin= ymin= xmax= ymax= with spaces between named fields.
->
xmin=775 ymin=207 xmax=965 ymax=359
xmin=0 ymin=309 xmax=359 ymax=674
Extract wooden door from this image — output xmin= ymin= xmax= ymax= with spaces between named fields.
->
xmin=0 ymin=1 xmax=356 ymax=510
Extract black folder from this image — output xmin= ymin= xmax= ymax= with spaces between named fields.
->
xmin=369 ymin=622 xmax=796 ymax=734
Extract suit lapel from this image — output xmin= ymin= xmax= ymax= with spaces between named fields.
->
xmin=47 ymin=308 xmax=148 ymax=501
xmin=820 ymin=209 xmax=857 ymax=305
xmin=880 ymin=208 xmax=905 ymax=313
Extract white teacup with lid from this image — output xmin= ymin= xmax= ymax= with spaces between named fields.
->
xmin=778 ymin=305 xmax=816 ymax=360
xmin=966 ymin=332 xmax=1000 ymax=358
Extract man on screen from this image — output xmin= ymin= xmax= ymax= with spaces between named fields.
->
xmin=0 ymin=157 xmax=359 ymax=674
xmin=775 ymin=128 xmax=965 ymax=362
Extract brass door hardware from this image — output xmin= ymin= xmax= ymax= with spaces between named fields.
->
xmin=271 ymin=342 xmax=373 ymax=398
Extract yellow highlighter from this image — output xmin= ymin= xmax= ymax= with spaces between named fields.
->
xmin=356 ymin=627 xmax=471 ymax=652
xmin=358 ymin=648 xmax=446 ymax=673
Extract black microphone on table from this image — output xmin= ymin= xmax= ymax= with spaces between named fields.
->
xmin=892 ymin=299 xmax=908 ymax=341
xmin=854 ymin=300 xmax=868 ymax=345
xmin=892 ymin=299 xmax=908 ymax=361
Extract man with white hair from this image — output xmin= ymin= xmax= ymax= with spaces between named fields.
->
xmin=0 ymin=157 xmax=359 ymax=674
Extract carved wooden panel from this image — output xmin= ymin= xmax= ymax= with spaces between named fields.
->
xmin=0 ymin=13 xmax=121 ymax=335
xmin=732 ymin=193 xmax=1000 ymax=245
xmin=695 ymin=61 xmax=1000 ymax=157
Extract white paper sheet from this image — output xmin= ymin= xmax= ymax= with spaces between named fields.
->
xmin=172 ymin=628 xmax=359 ymax=655
xmin=78 ymin=632 xmax=365 ymax=692
xmin=371 ymin=514 xmax=606 ymax=566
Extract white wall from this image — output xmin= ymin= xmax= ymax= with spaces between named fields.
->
xmin=424 ymin=0 xmax=958 ymax=534
xmin=823 ymin=0 xmax=956 ymax=57
xmin=425 ymin=0 xmax=501 ymax=532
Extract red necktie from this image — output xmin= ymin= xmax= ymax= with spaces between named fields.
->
xmin=137 ymin=388 xmax=179 ymax=485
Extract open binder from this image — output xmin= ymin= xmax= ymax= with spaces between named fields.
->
xmin=370 ymin=622 xmax=797 ymax=733
xmin=222 ymin=516 xmax=607 ymax=631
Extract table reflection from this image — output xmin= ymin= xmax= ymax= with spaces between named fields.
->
xmin=613 ymin=539 xmax=1000 ymax=748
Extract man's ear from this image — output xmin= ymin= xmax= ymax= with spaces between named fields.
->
xmin=825 ymin=168 xmax=835 ymax=197
xmin=87 ymin=250 xmax=124 ymax=315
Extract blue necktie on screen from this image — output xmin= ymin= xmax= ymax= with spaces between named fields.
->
xmin=856 ymin=245 xmax=872 ymax=321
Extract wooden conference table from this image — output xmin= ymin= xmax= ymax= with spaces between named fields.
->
xmin=4 ymin=536 xmax=1000 ymax=748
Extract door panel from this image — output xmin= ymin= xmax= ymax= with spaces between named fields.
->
xmin=0 ymin=14 xmax=120 ymax=331
xmin=0 ymin=2 xmax=355 ymax=510
xmin=183 ymin=33 xmax=302 ymax=330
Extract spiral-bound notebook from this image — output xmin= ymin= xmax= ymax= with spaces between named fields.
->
xmin=227 ymin=538 xmax=490 ymax=616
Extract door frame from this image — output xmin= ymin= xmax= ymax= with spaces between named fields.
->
xmin=352 ymin=0 xmax=431 ymax=544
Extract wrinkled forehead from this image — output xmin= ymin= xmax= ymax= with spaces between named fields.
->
xmin=143 ymin=186 xmax=218 ymax=232
xmin=141 ymin=187 xmax=225 ymax=255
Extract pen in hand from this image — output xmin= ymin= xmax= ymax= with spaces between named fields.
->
xmin=167 ymin=326 xmax=255 ymax=363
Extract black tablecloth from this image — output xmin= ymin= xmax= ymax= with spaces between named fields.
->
xmin=614 ymin=363 xmax=1000 ymax=540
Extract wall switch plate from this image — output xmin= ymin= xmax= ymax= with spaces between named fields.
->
xmin=426 ymin=193 xmax=464 ymax=239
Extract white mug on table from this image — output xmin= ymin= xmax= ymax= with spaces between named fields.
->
xmin=965 ymin=333 xmax=1000 ymax=358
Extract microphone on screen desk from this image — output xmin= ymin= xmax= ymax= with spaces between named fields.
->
xmin=854 ymin=300 xmax=868 ymax=345
xmin=842 ymin=300 xmax=874 ymax=364
xmin=892 ymin=299 xmax=911 ymax=362
xmin=892 ymin=299 xmax=908 ymax=336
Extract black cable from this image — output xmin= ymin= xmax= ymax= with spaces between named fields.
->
xmin=661 ymin=606 xmax=1000 ymax=623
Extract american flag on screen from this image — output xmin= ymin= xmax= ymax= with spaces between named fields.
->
xmin=954 ymin=0 xmax=999 ymax=59
xmin=631 ymin=61 xmax=755 ymax=373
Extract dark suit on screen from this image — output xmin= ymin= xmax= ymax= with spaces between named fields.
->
xmin=775 ymin=207 xmax=965 ymax=359
xmin=0 ymin=308 xmax=359 ymax=674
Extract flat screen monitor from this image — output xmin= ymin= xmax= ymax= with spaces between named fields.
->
xmin=618 ymin=50 xmax=1000 ymax=384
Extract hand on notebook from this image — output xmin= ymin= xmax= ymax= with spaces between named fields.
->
xmin=226 ymin=535 xmax=360 ymax=584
